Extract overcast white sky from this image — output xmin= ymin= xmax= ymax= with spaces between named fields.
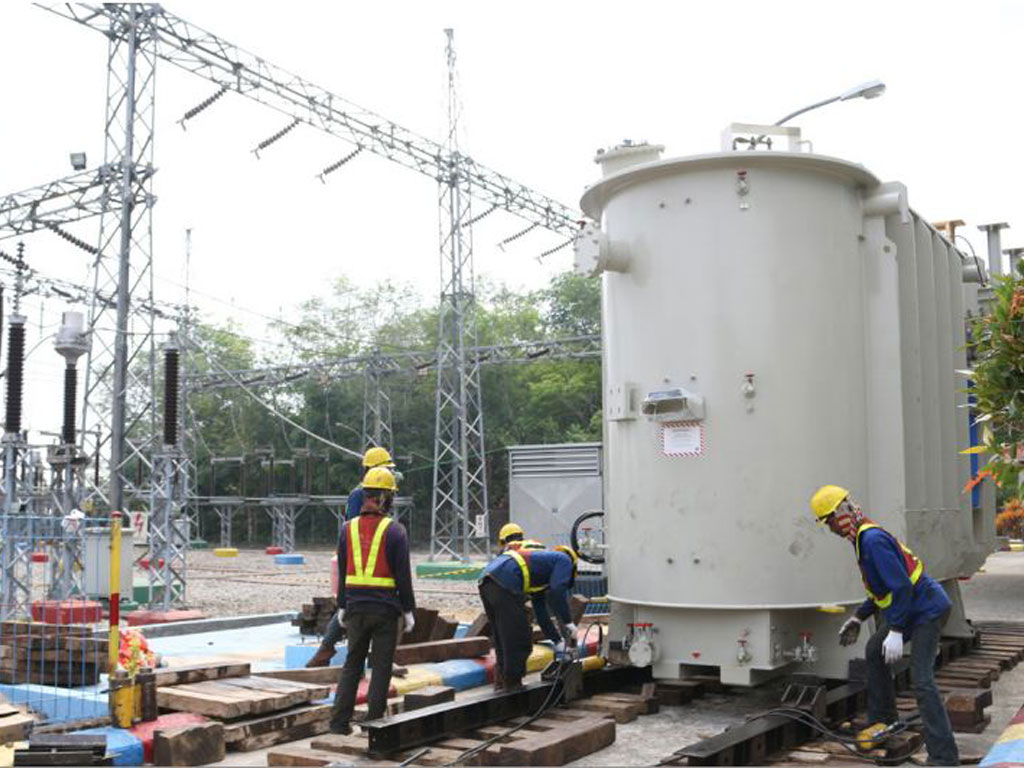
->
xmin=0 ymin=0 xmax=1021 ymax=437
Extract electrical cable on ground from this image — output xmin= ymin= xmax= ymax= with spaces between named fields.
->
xmin=442 ymin=655 xmax=574 ymax=766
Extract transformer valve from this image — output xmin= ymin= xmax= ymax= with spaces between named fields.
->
xmin=783 ymin=632 xmax=818 ymax=664
xmin=625 ymin=623 xmax=658 ymax=667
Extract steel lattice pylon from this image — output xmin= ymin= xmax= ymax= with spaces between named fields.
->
xmin=361 ymin=349 xmax=393 ymax=451
xmin=430 ymin=30 xmax=489 ymax=561
xmin=80 ymin=3 xmax=159 ymax=515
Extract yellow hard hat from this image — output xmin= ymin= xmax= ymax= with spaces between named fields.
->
xmin=362 ymin=446 xmax=395 ymax=469
xmin=362 ymin=466 xmax=398 ymax=492
xmin=498 ymin=523 xmax=524 ymax=545
xmin=810 ymin=485 xmax=850 ymax=522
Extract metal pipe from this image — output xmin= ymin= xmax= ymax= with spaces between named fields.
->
xmin=978 ymin=222 xmax=1009 ymax=277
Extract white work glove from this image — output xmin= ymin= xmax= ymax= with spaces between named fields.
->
xmin=882 ymin=630 xmax=904 ymax=664
xmin=336 ymin=609 xmax=345 ymax=626
xmin=563 ymin=622 xmax=578 ymax=644
xmin=838 ymin=616 xmax=861 ymax=647
xmin=404 ymin=611 xmax=416 ymax=633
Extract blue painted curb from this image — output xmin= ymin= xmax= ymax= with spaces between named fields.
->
xmin=428 ymin=658 xmax=487 ymax=690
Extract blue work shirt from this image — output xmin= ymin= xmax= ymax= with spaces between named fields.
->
xmin=345 ymin=485 xmax=363 ymax=521
xmin=480 ymin=549 xmax=574 ymax=644
xmin=853 ymin=526 xmax=951 ymax=636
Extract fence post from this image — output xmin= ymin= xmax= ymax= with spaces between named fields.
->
xmin=109 ymin=511 xmax=122 ymax=675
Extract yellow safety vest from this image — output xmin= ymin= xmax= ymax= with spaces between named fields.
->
xmin=346 ymin=516 xmax=396 ymax=588
xmin=507 ymin=549 xmax=547 ymax=594
xmin=855 ymin=522 xmax=923 ymax=609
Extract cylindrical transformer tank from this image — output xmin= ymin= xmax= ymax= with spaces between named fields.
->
xmin=577 ymin=143 xmax=995 ymax=684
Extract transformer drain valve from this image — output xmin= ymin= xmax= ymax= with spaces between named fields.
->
xmin=625 ymin=623 xmax=659 ymax=667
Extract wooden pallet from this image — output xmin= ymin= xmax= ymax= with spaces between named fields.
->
xmin=157 ymin=675 xmax=330 ymax=719
xmin=268 ymin=707 xmax=617 ymax=767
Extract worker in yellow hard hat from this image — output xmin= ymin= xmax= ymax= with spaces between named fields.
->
xmin=308 ymin=447 xmax=402 ymax=670
xmin=810 ymin=485 xmax=957 ymax=766
xmin=478 ymin=543 xmax=579 ymax=691
xmin=497 ymin=522 xmax=545 ymax=553
xmin=331 ymin=467 xmax=415 ymax=735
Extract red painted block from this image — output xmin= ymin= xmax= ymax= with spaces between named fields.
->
xmin=130 ymin=711 xmax=209 ymax=763
xmin=30 ymin=599 xmax=103 ymax=625
xmin=473 ymin=651 xmax=497 ymax=682
xmin=266 ymin=546 xmax=285 ymax=555
xmin=124 ymin=609 xmax=206 ymax=626
xmin=30 ymin=551 xmax=48 ymax=563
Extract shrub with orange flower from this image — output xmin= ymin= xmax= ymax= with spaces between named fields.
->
xmin=996 ymin=498 xmax=1024 ymax=540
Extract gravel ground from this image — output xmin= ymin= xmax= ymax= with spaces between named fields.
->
xmin=185 ymin=548 xmax=482 ymax=622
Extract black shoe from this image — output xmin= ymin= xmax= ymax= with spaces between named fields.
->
xmin=329 ymin=723 xmax=353 ymax=736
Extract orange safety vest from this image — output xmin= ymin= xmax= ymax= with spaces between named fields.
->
xmin=345 ymin=514 xmax=396 ymax=589
xmin=507 ymin=549 xmax=547 ymax=594
xmin=855 ymin=522 xmax=924 ymax=609
xmin=504 ymin=539 xmax=545 ymax=553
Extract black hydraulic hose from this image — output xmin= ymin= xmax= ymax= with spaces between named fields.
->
xmin=571 ymin=510 xmax=605 ymax=564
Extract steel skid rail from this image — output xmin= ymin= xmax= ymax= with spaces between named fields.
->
xmin=361 ymin=664 xmax=652 ymax=756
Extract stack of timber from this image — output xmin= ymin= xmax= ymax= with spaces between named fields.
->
xmin=16 ymin=733 xmax=110 ymax=767
xmin=267 ymin=683 xmax=657 ymax=766
xmin=292 ymin=601 xmax=460 ymax=644
xmin=153 ymin=662 xmax=334 ymax=753
xmin=292 ymin=596 xmax=337 ymax=637
xmin=0 ymin=702 xmax=38 ymax=743
xmin=0 ymin=623 xmax=105 ymax=687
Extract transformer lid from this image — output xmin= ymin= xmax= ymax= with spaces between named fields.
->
xmin=580 ymin=150 xmax=880 ymax=220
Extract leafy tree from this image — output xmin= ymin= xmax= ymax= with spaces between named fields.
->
xmin=968 ymin=264 xmax=1024 ymax=494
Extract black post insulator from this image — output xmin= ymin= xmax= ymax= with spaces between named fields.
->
xmin=62 ymin=365 xmax=77 ymax=445
xmin=5 ymin=320 xmax=25 ymax=433
xmin=163 ymin=347 xmax=180 ymax=446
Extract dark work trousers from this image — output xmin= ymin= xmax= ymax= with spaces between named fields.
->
xmin=479 ymin=577 xmax=532 ymax=685
xmin=331 ymin=610 xmax=400 ymax=730
xmin=865 ymin=613 xmax=959 ymax=766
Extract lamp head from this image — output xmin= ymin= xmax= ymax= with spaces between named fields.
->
xmin=839 ymin=79 xmax=886 ymax=101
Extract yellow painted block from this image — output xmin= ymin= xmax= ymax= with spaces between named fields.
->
xmin=1011 ymin=543 xmax=1024 ymax=552
xmin=526 ymin=644 xmax=554 ymax=673
xmin=391 ymin=665 xmax=444 ymax=695
xmin=997 ymin=723 xmax=1024 ymax=745
xmin=214 ymin=547 xmax=239 ymax=558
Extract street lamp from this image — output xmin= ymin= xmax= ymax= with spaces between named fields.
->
xmin=773 ymin=79 xmax=886 ymax=126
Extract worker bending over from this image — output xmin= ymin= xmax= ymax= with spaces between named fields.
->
xmin=497 ymin=522 xmax=546 ymax=553
xmin=478 ymin=544 xmax=578 ymax=691
xmin=811 ymin=485 xmax=958 ymax=766
xmin=330 ymin=467 xmax=415 ymax=735
xmin=308 ymin=446 xmax=400 ymax=669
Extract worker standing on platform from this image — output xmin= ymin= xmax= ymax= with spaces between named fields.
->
xmin=478 ymin=543 xmax=578 ymax=691
xmin=811 ymin=485 xmax=959 ymax=767
xmin=330 ymin=467 xmax=415 ymax=735
xmin=308 ymin=446 xmax=401 ymax=668
xmin=497 ymin=522 xmax=546 ymax=553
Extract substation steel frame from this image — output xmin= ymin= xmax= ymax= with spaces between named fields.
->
xmin=430 ymin=30 xmax=489 ymax=562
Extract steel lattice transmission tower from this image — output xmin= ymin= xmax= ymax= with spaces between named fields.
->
xmin=360 ymin=349 xmax=393 ymax=451
xmin=430 ymin=29 xmax=489 ymax=561
xmin=82 ymin=3 xmax=159 ymax=516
